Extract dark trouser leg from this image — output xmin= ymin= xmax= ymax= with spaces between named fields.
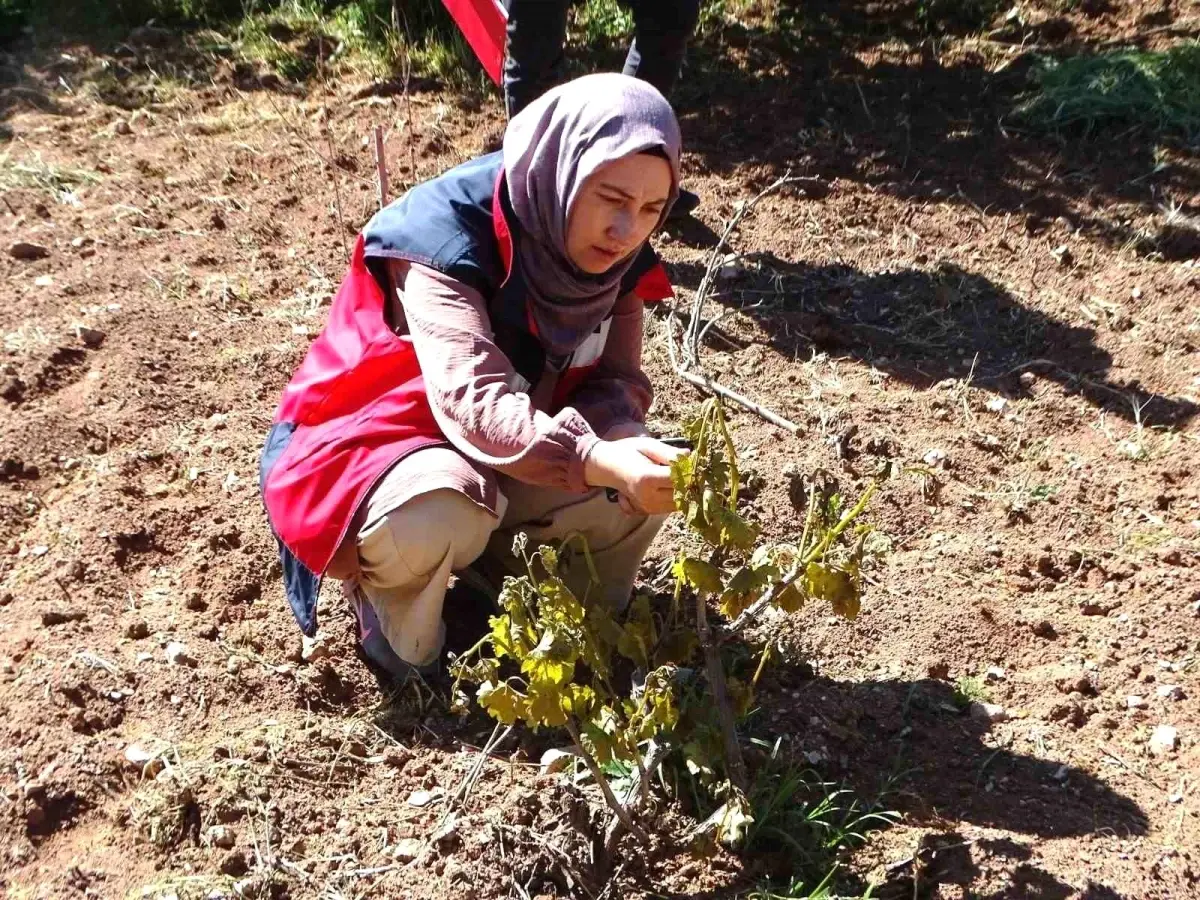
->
xmin=502 ymin=0 xmax=571 ymax=118
xmin=622 ymin=0 xmax=700 ymax=98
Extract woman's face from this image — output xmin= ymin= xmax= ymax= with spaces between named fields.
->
xmin=565 ymin=152 xmax=673 ymax=274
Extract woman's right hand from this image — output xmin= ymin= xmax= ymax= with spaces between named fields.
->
xmin=584 ymin=437 xmax=685 ymax=515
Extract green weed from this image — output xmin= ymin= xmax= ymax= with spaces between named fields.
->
xmin=953 ymin=675 xmax=989 ymax=707
xmin=1013 ymin=43 xmax=1200 ymax=144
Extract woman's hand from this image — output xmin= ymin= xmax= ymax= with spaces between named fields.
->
xmin=584 ymin=436 xmax=686 ymax=515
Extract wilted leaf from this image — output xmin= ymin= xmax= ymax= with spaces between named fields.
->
xmin=673 ymin=556 xmax=724 ymax=595
xmin=716 ymin=508 xmax=756 ymax=552
xmin=477 ymin=680 xmax=526 ymax=725
xmin=805 ymin=562 xmax=860 ymax=619
xmin=774 ymin=581 xmax=805 ymax=613
xmin=699 ymin=791 xmax=755 ymax=848
xmin=526 ymin=679 xmax=568 ymax=728
xmin=617 ymin=595 xmax=657 ymax=669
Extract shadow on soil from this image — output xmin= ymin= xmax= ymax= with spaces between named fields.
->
xmin=581 ymin=0 xmax=1200 ymax=259
xmin=735 ymin=669 xmax=1148 ymax=899
xmin=663 ymin=254 xmax=1198 ymax=427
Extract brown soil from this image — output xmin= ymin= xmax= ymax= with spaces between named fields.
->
xmin=2 ymin=2 xmax=1198 ymax=898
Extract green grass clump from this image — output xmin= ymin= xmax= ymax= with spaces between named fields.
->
xmin=1013 ymin=42 xmax=1200 ymax=144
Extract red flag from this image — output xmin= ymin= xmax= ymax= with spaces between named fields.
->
xmin=439 ymin=0 xmax=508 ymax=85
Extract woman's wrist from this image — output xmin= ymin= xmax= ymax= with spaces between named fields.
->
xmin=582 ymin=439 xmax=619 ymax=491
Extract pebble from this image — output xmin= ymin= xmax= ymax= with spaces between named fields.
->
xmin=76 ymin=327 xmax=106 ymax=349
xmin=984 ymin=666 xmax=1007 ymax=683
xmin=300 ymin=634 xmax=331 ymax=663
xmin=407 ymin=788 xmax=442 ymax=808
xmin=207 ymin=825 xmax=237 ymax=849
xmin=1149 ymin=724 xmax=1178 ymax=755
xmin=8 ymin=241 xmax=51 ymax=261
xmin=124 ymin=743 xmax=164 ymax=777
xmin=226 ymin=655 xmax=244 ymax=675
xmin=1126 ymin=695 xmax=1147 ymax=710
xmin=165 ymin=641 xmax=197 ymax=667
xmin=1156 ymin=684 xmax=1185 ymax=702
xmin=1019 ymin=371 xmax=1037 ymax=388
xmin=393 ymin=837 xmax=423 ymax=863
xmin=539 ymin=748 xmax=574 ymax=775
xmin=42 ymin=609 xmax=86 ymax=626
xmin=969 ymin=701 xmax=1008 ymax=724
xmin=113 ymin=119 xmax=132 ymax=135
xmin=922 ymin=448 xmax=948 ymax=467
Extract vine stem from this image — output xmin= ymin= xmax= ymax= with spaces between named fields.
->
xmin=564 ymin=719 xmax=648 ymax=846
xmin=724 ymin=480 xmax=879 ymax=636
xmin=697 ymin=589 xmax=748 ymax=791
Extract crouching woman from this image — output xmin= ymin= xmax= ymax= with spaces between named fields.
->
xmin=259 ymin=74 xmax=686 ymax=679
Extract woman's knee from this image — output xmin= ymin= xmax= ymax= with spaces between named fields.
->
xmin=358 ymin=490 xmax=496 ymax=589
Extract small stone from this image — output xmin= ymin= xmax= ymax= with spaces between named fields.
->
xmin=113 ymin=119 xmax=132 ymax=136
xmin=969 ymin=702 xmax=1008 ymax=724
xmin=407 ymin=788 xmax=442 ymax=808
xmin=984 ymin=666 xmax=1007 ymax=683
xmin=8 ymin=241 xmax=51 ymax=261
xmin=384 ymin=746 xmax=411 ymax=769
xmin=76 ymin=327 xmax=106 ymax=349
xmin=126 ymin=619 xmax=150 ymax=639
xmin=1031 ymin=620 xmax=1057 ymax=639
xmin=226 ymin=655 xmax=244 ymax=675
xmin=165 ymin=641 xmax=197 ymax=667
xmin=185 ymin=590 xmax=207 ymax=611
xmin=922 ymin=448 xmax=948 ymax=467
xmin=985 ymin=397 xmax=1008 ymax=413
xmin=539 ymin=748 xmax=574 ymax=775
xmin=393 ymin=837 xmax=423 ymax=862
xmin=1149 ymin=724 xmax=1178 ymax=755
xmin=218 ymin=849 xmax=248 ymax=876
xmin=123 ymin=743 xmax=164 ymax=777
xmin=1050 ymin=244 xmax=1073 ymax=267
xmin=196 ymin=624 xmax=218 ymax=641
xmin=42 ymin=609 xmax=86 ymax=626
xmin=1052 ymin=764 xmax=1069 ymax=782
xmin=207 ymin=825 xmax=237 ymax=849
xmin=300 ymin=633 xmax=331 ymax=663
xmin=1019 ymin=371 xmax=1037 ymax=388
xmin=1156 ymin=684 xmax=1185 ymax=701
xmin=1130 ymin=285 xmax=1142 ymax=300
xmin=1126 ymin=695 xmax=1147 ymax=710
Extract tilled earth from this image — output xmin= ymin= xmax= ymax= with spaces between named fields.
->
xmin=1 ymin=3 xmax=1198 ymax=898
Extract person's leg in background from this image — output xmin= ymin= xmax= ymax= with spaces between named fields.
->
xmin=621 ymin=0 xmax=700 ymax=100
xmin=623 ymin=0 xmax=702 ymax=216
xmin=502 ymin=0 xmax=571 ymax=118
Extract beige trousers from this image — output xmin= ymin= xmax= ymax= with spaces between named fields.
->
xmin=353 ymin=450 xmax=666 ymax=666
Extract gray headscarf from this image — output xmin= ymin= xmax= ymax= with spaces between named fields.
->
xmin=503 ymin=73 xmax=681 ymax=360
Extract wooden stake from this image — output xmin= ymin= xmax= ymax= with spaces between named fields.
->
xmin=374 ymin=124 xmax=390 ymax=210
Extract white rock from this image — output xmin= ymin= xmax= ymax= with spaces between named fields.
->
xmin=206 ymin=824 xmax=236 ymax=849
xmin=1149 ymin=724 xmax=1178 ymax=755
xmin=985 ymin=397 xmax=1008 ymax=413
xmin=969 ymin=702 xmax=1008 ymax=724
xmin=1156 ymin=684 xmax=1185 ymax=701
xmin=393 ymin=837 xmax=423 ymax=862
xmin=123 ymin=743 xmax=163 ymax=777
xmin=165 ymin=641 xmax=197 ymax=667
xmin=1126 ymin=695 xmax=1147 ymax=710
xmin=407 ymin=788 xmax=442 ymax=808
xmin=300 ymin=634 xmax=331 ymax=664
xmin=1018 ymin=371 xmax=1037 ymax=388
xmin=539 ymin=748 xmax=574 ymax=775
xmin=226 ymin=655 xmax=244 ymax=675
xmin=922 ymin=448 xmax=948 ymax=467
xmin=984 ymin=666 xmax=1007 ymax=683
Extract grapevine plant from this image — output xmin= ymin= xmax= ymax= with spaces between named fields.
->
xmin=450 ymin=398 xmax=878 ymax=858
